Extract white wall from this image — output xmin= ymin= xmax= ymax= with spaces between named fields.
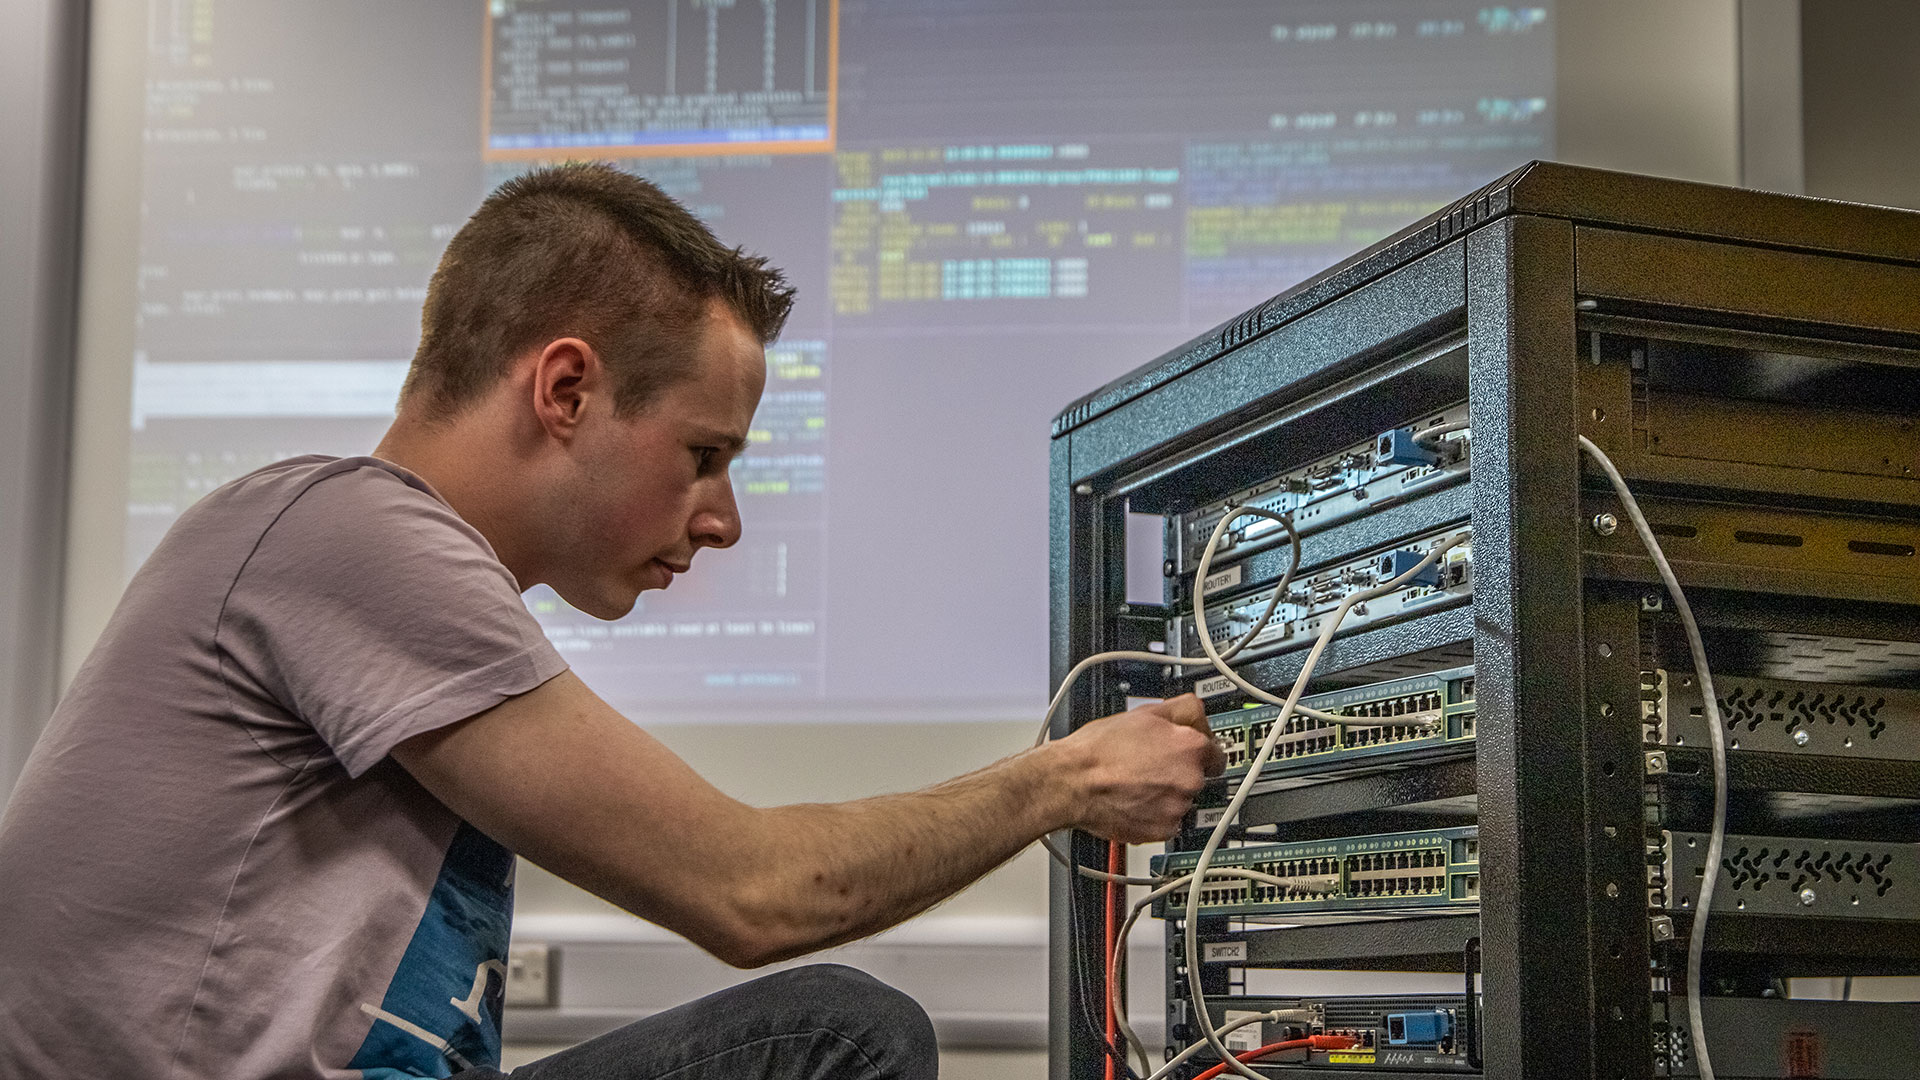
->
xmin=0 ymin=0 xmax=86 ymax=797
xmin=1801 ymin=0 xmax=1920 ymax=210
xmin=1556 ymin=0 xmax=1742 ymax=185
xmin=58 ymin=0 xmax=143 ymax=715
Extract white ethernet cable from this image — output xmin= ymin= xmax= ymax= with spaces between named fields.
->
xmin=1034 ymin=505 xmax=1426 ymax=884
xmin=1149 ymin=1007 xmax=1283 ymax=1080
xmin=1411 ymin=420 xmax=1472 ymax=449
xmin=1033 ymin=495 xmax=1465 ymax=1077
xmin=1107 ymin=866 xmax=1314 ymax=1078
xmin=1177 ymin=534 xmax=1469 ymax=1080
xmin=1579 ymin=435 xmax=1728 ymax=1080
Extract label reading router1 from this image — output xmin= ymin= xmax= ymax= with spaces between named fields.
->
xmin=1201 ymin=564 xmax=1244 ymax=594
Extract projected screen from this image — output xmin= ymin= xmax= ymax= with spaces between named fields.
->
xmin=127 ymin=1 xmax=1552 ymax=721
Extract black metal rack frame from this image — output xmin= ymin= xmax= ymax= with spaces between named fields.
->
xmin=1047 ymin=161 xmax=1920 ymax=1080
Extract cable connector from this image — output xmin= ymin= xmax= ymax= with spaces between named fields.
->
xmin=1377 ymin=548 xmax=1441 ymax=588
xmin=1375 ymin=426 xmax=1441 ymax=467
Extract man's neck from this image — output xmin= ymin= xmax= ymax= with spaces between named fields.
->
xmin=373 ymin=412 xmax=544 ymax=590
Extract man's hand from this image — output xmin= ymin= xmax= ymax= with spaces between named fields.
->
xmin=1048 ymin=694 xmax=1224 ymax=843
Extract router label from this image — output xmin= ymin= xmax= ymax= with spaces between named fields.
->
xmin=1194 ymin=808 xmax=1227 ymax=828
xmin=1201 ymin=565 xmax=1243 ymax=595
xmin=1196 ymin=675 xmax=1236 ymax=699
xmin=1202 ymin=941 xmax=1247 ymax=963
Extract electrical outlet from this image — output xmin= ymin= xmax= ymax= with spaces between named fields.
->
xmin=504 ymin=944 xmax=553 ymax=1007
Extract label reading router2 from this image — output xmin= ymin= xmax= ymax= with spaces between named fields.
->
xmin=1196 ymin=675 xmax=1236 ymax=699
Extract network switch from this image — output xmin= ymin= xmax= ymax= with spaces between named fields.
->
xmin=1641 ymin=669 xmax=1920 ymax=761
xmin=1152 ymin=827 xmax=1480 ymax=921
xmin=1172 ymin=404 xmax=1471 ymax=577
xmin=1171 ymin=527 xmax=1472 ymax=666
xmin=1205 ymin=665 xmax=1476 ymax=785
xmin=1652 ymin=831 xmax=1919 ymax=920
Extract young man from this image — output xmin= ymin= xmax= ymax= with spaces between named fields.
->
xmin=0 ymin=163 xmax=1221 ymax=1079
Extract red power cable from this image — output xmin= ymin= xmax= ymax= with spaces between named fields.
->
xmin=1103 ymin=839 xmax=1123 ymax=1080
xmin=1191 ymin=1035 xmax=1360 ymax=1080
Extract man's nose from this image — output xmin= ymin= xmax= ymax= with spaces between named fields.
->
xmin=691 ymin=482 xmax=742 ymax=549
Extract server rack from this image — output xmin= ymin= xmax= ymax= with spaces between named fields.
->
xmin=1047 ymin=162 xmax=1920 ymax=1080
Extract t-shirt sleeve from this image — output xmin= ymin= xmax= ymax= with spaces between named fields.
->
xmin=219 ymin=464 xmax=570 ymax=777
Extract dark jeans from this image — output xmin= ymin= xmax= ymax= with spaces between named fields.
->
xmin=469 ymin=964 xmax=938 ymax=1080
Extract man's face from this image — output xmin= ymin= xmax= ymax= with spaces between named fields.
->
xmin=549 ymin=299 xmax=767 ymax=619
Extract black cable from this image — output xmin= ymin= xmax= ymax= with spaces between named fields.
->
xmin=1064 ymin=846 xmax=1142 ymax=1080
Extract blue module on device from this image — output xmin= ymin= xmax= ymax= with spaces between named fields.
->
xmin=1375 ymin=426 xmax=1442 ymax=467
xmin=1385 ymin=1009 xmax=1453 ymax=1046
xmin=1377 ymin=548 xmax=1442 ymax=587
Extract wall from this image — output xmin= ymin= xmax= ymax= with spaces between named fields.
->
xmin=1802 ymin=0 xmax=1920 ymax=210
xmin=0 ymin=0 xmax=86 ymax=795
xmin=1556 ymin=0 xmax=1742 ymax=185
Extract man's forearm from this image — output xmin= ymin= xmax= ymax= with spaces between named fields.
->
xmin=721 ymin=741 xmax=1083 ymax=964
xmin=391 ymin=672 xmax=1214 ymax=971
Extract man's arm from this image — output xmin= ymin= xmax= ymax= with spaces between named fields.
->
xmin=390 ymin=670 xmax=1220 ymax=968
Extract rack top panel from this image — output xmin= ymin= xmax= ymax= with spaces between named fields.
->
xmin=1051 ymin=160 xmax=1920 ymax=439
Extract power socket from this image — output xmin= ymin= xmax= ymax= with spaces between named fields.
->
xmin=504 ymin=943 xmax=554 ymax=1007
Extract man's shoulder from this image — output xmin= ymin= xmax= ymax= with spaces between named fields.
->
xmin=198 ymin=454 xmax=501 ymax=580
xmin=182 ymin=454 xmax=476 ymax=549
xmin=203 ymin=454 xmax=441 ymax=517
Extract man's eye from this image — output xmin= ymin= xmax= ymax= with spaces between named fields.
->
xmin=695 ymin=447 xmax=717 ymax=468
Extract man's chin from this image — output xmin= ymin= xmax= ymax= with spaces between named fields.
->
xmin=554 ymin=586 xmax=638 ymax=622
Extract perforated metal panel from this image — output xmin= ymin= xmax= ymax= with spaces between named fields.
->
xmin=1647 ymin=669 xmax=1920 ymax=761
xmin=1664 ymin=831 xmax=1920 ymax=920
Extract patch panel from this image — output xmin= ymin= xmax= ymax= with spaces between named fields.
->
xmin=1173 ymin=404 xmax=1471 ymax=577
xmin=1641 ymin=669 xmax=1920 ymax=762
xmin=1650 ymin=831 xmax=1920 ymax=920
xmin=1152 ymin=827 xmax=1480 ymax=921
xmin=1171 ymin=528 xmax=1473 ymax=666
xmin=1190 ymin=995 xmax=1476 ymax=1073
xmin=1206 ymin=665 xmax=1476 ymax=784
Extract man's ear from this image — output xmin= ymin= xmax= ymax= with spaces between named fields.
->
xmin=529 ymin=337 xmax=601 ymax=442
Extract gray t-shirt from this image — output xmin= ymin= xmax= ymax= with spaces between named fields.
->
xmin=0 ymin=456 xmax=570 ymax=1079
